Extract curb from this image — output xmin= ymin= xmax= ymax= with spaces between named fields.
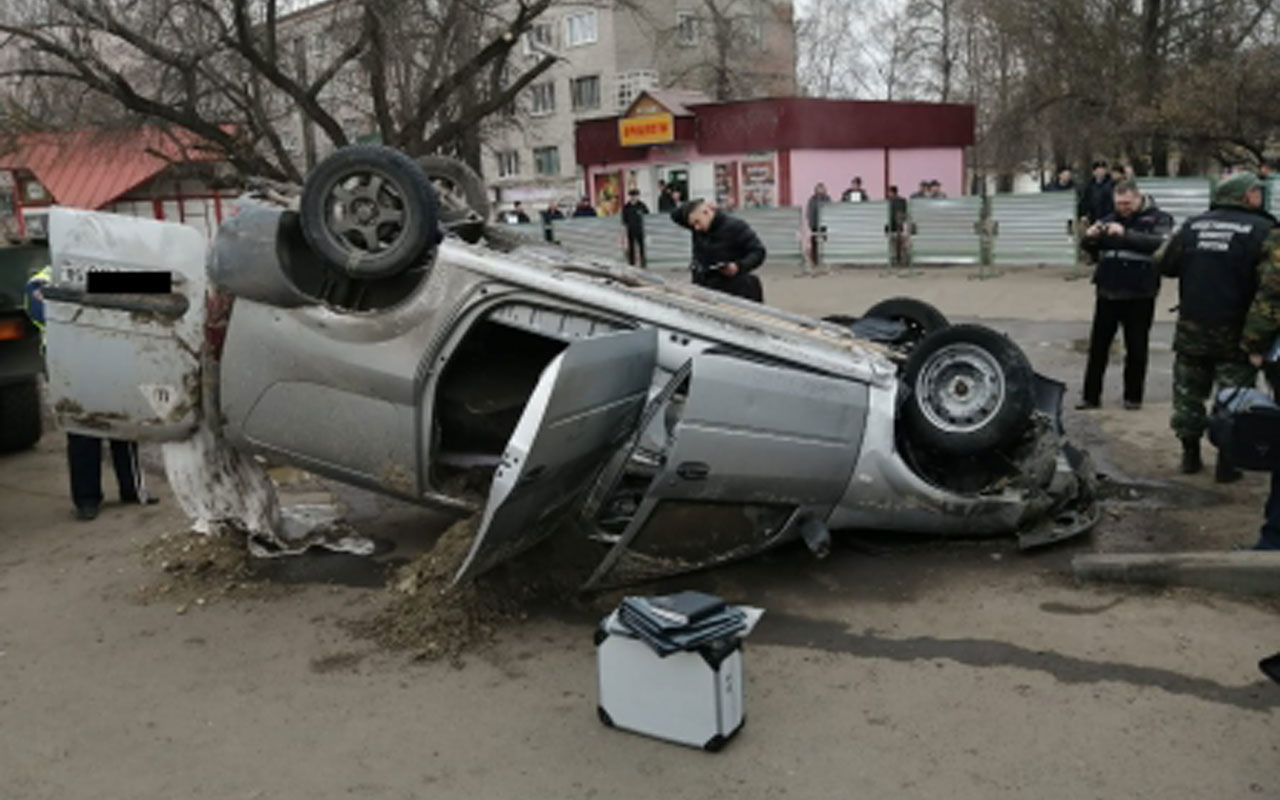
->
xmin=1073 ymin=551 xmax=1280 ymax=596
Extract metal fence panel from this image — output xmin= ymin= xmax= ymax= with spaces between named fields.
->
xmin=820 ymin=201 xmax=891 ymax=264
xmin=643 ymin=213 xmax=695 ymax=269
xmin=909 ymin=197 xmax=981 ymax=265
xmin=735 ymin=207 xmax=804 ymax=267
xmin=991 ymin=193 xmax=1077 ymax=266
xmin=551 ymin=216 xmax=626 ymax=263
xmin=1268 ymin=176 xmax=1280 ymax=215
xmin=1136 ymin=178 xmax=1211 ymax=228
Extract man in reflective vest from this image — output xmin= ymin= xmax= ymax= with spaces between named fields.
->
xmin=24 ymin=266 xmax=154 ymax=521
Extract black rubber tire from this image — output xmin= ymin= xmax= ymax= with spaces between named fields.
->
xmin=0 ymin=378 xmax=42 ymax=452
xmin=864 ymin=297 xmax=949 ymax=337
xmin=417 ymin=155 xmax=490 ymax=244
xmin=300 ymin=145 xmax=439 ymax=279
xmin=902 ymin=324 xmax=1035 ymax=456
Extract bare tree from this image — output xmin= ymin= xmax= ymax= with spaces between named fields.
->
xmin=0 ymin=0 xmax=561 ymax=181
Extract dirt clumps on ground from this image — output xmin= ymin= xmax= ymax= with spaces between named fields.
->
xmin=134 ymin=531 xmax=291 ymax=611
xmin=357 ymin=514 xmax=620 ymax=665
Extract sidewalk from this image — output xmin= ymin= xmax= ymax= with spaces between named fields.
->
xmin=749 ymin=264 xmax=1181 ymax=325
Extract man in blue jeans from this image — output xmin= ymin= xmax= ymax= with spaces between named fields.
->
xmin=24 ymin=267 xmax=155 ymax=520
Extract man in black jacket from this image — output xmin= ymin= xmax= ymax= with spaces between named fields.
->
xmin=671 ymin=198 xmax=767 ymax=302
xmin=1078 ymin=160 xmax=1115 ymax=224
xmin=1077 ymin=181 xmax=1174 ymax=410
xmin=621 ymin=189 xmax=649 ymax=267
xmin=1157 ymin=171 xmax=1275 ymax=480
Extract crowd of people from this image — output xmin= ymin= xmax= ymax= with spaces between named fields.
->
xmin=1071 ymin=166 xmax=1280 ymax=551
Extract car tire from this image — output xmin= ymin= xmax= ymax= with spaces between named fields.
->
xmin=0 ymin=378 xmax=42 ymax=453
xmin=864 ymin=297 xmax=949 ymax=340
xmin=902 ymin=324 xmax=1035 ymax=456
xmin=299 ymin=145 xmax=440 ymax=279
xmin=416 ymin=155 xmax=490 ymax=244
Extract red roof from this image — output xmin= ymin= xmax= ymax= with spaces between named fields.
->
xmin=0 ymin=127 xmax=223 ymax=209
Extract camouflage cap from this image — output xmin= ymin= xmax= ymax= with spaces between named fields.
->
xmin=1214 ymin=171 xmax=1265 ymax=203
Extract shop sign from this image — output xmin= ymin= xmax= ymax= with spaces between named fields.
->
xmin=619 ymin=113 xmax=675 ymax=147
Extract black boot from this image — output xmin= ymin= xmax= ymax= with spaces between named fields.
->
xmin=1180 ymin=437 xmax=1203 ymax=474
xmin=1215 ymin=453 xmax=1243 ymax=484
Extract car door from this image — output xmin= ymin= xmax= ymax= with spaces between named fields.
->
xmin=452 ymin=328 xmax=657 ymax=584
xmin=42 ymin=208 xmax=207 ymax=440
xmin=582 ymin=351 xmax=870 ymax=589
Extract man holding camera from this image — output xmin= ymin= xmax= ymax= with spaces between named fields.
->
xmin=671 ymin=198 xmax=767 ymax=302
xmin=1077 ymin=181 xmax=1174 ymax=411
xmin=1157 ymin=172 xmax=1276 ymax=481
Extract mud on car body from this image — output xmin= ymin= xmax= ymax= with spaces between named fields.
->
xmin=42 ymin=146 xmax=1098 ymax=588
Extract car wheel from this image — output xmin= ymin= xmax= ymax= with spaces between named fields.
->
xmin=902 ymin=324 xmax=1035 ymax=456
xmin=0 ymin=378 xmax=42 ymax=453
xmin=299 ymin=145 xmax=439 ymax=280
xmin=864 ymin=297 xmax=949 ymax=346
xmin=416 ymin=155 xmax=490 ymax=244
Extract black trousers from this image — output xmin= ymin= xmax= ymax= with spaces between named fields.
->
xmin=1082 ymin=295 xmax=1157 ymax=404
xmin=626 ymin=229 xmax=646 ymax=267
xmin=66 ymin=433 xmax=147 ymax=511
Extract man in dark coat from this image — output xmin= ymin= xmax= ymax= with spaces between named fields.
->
xmin=1078 ymin=160 xmax=1116 ymax=223
xmin=1077 ymin=181 xmax=1174 ymax=411
xmin=671 ymin=198 xmax=767 ymax=302
xmin=657 ymin=180 xmax=676 ymax=213
xmin=1157 ymin=171 xmax=1275 ymax=480
xmin=805 ymin=182 xmax=831 ymax=268
xmin=621 ymin=189 xmax=649 ymax=267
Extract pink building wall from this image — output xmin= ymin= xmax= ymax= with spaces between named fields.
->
xmin=789 ymin=149 xmax=886 ymax=202
xmin=888 ymin=148 xmax=965 ymax=198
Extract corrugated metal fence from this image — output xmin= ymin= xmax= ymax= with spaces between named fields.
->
xmin=992 ymin=193 xmax=1077 ymax=266
xmin=533 ymin=178 xmax=1247 ymax=269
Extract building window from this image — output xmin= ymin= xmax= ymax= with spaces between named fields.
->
xmin=564 ymin=10 xmax=597 ymax=47
xmin=571 ymin=75 xmax=601 ymax=111
xmin=615 ymin=70 xmax=659 ymax=110
xmin=523 ymin=20 xmax=556 ymax=55
xmin=533 ymin=146 xmax=560 ymax=176
xmin=738 ymin=16 xmax=763 ymax=44
xmin=676 ymin=11 xmax=699 ymax=46
xmin=529 ymin=81 xmax=556 ymax=116
xmin=497 ymin=150 xmax=521 ymax=177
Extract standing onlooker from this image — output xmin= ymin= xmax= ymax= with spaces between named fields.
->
xmin=573 ymin=196 xmax=597 ymax=218
xmin=886 ymin=185 xmax=909 ymax=266
xmin=1078 ymin=160 xmax=1116 ymax=224
xmin=23 ymin=266 xmax=154 ymax=520
xmin=1045 ymin=167 xmax=1076 ymax=192
xmin=657 ymin=180 xmax=676 ymax=213
xmin=910 ymin=180 xmax=929 ymax=199
xmin=927 ymin=179 xmax=947 ymax=199
xmin=540 ymin=201 xmax=563 ymax=243
xmin=840 ymin=177 xmax=868 ymax=203
xmin=621 ymin=189 xmax=650 ymax=268
xmin=1157 ymin=172 xmax=1274 ymax=481
xmin=805 ymin=182 xmax=831 ymax=268
xmin=1239 ymin=223 xmax=1280 ymax=549
xmin=1076 ymin=181 xmax=1174 ymax=411
xmin=670 ymin=198 xmax=767 ymax=302
xmin=512 ymin=201 xmax=530 ymax=223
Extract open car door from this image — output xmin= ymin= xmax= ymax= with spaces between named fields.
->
xmin=452 ymin=329 xmax=658 ymax=584
xmin=43 ymin=208 xmax=207 ymax=441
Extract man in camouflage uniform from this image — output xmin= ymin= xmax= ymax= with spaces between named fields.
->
xmin=1239 ymin=228 xmax=1280 ymax=549
xmin=1157 ymin=172 xmax=1275 ymax=481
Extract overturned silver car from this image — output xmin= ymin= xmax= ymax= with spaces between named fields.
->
xmin=42 ymin=146 xmax=1097 ymax=588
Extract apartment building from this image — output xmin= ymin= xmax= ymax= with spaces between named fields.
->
xmin=486 ymin=1 xmax=797 ymax=212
